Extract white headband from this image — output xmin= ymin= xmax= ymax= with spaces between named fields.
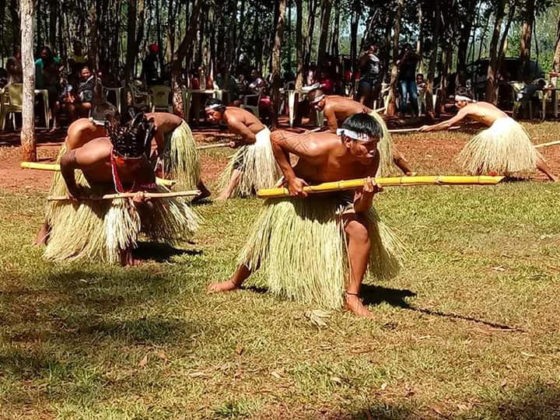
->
xmin=309 ymin=94 xmax=325 ymax=104
xmin=337 ymin=128 xmax=370 ymax=142
xmin=89 ymin=117 xmax=106 ymax=126
xmin=455 ymin=95 xmax=475 ymax=102
xmin=205 ymin=103 xmax=223 ymax=111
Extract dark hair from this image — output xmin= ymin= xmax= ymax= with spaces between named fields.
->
xmin=107 ymin=112 xmax=155 ymax=158
xmin=340 ymin=113 xmax=382 ymax=140
xmin=416 ymin=73 xmax=424 ymax=78
xmin=455 ymin=87 xmax=474 ymax=100
xmin=307 ymin=88 xmax=324 ymax=103
xmin=205 ymin=98 xmax=226 ymax=112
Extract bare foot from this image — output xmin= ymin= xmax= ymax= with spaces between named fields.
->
xmin=207 ymin=279 xmax=239 ymax=293
xmin=34 ymin=223 xmax=49 ymax=246
xmin=405 ymin=172 xmax=418 ymax=177
xmin=344 ymin=294 xmax=375 ymax=318
xmin=214 ymin=194 xmax=229 ymax=202
xmin=49 ymin=126 xmax=59 ymax=133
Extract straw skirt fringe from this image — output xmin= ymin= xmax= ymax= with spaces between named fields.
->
xmin=239 ymin=196 xmax=403 ymax=309
xmin=163 ymin=120 xmax=201 ymax=189
xmin=368 ymin=110 xmax=394 ymax=177
xmin=221 ymin=127 xmax=281 ymax=197
xmin=44 ymin=172 xmax=200 ymax=263
xmin=458 ymin=117 xmax=538 ymax=177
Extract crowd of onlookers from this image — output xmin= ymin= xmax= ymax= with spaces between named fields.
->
xmin=1 ymin=39 xmax=558 ymax=130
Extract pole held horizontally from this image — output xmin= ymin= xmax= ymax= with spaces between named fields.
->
xmin=388 ymin=126 xmax=461 ymax=133
xmin=257 ymin=175 xmax=505 ymax=198
xmin=48 ymin=190 xmax=200 ymax=201
xmin=20 ymin=162 xmax=176 ymax=187
xmin=196 ymin=143 xmax=230 ymax=150
xmin=535 ymin=140 xmax=560 ymax=149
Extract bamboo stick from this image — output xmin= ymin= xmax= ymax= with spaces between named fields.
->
xmin=20 ymin=162 xmax=176 ymax=186
xmin=48 ymin=190 xmax=200 ymax=201
xmin=535 ymin=140 xmax=560 ymax=149
xmin=388 ymin=126 xmax=460 ymax=133
xmin=257 ymin=175 xmax=504 ymax=198
xmin=196 ymin=143 xmax=230 ymax=150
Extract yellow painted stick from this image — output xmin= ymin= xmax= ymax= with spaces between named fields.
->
xmin=20 ymin=162 xmax=176 ymax=187
xmin=48 ymin=190 xmax=200 ymax=201
xmin=257 ymin=175 xmax=504 ymax=198
xmin=535 ymin=140 xmax=560 ymax=149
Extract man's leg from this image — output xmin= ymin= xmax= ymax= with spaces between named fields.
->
xmin=536 ymin=155 xmax=558 ymax=182
xmin=192 ymin=180 xmax=212 ymax=203
xmin=393 ymin=147 xmax=415 ymax=176
xmin=398 ymin=80 xmax=408 ymax=115
xmin=34 ymin=221 xmax=50 ymax=245
xmin=342 ymin=214 xmax=374 ymax=318
xmin=408 ymin=80 xmax=418 ymax=116
xmin=207 ymin=263 xmax=253 ymax=293
xmin=216 ymin=169 xmax=243 ymax=201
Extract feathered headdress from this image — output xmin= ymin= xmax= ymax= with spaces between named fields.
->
xmin=106 ymin=112 xmax=155 ymax=158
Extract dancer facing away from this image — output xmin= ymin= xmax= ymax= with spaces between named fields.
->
xmin=40 ymin=112 xmax=199 ymax=265
xmin=420 ymin=87 xmax=557 ymax=181
xmin=205 ymin=99 xmax=281 ymax=200
xmin=307 ymin=88 xmax=415 ymax=176
xmin=208 ymin=113 xmax=403 ymax=318
xmin=146 ymin=111 xmax=211 ymax=202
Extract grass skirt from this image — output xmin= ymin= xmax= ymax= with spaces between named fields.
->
xmin=458 ymin=117 xmax=538 ymax=177
xmin=220 ymin=127 xmax=281 ymax=197
xmin=368 ymin=110 xmax=393 ymax=176
xmin=239 ymin=196 xmax=403 ymax=309
xmin=44 ymin=171 xmax=200 ymax=264
xmin=162 ymin=120 xmax=200 ymax=189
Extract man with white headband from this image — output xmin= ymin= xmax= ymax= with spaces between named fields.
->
xmin=204 ymin=98 xmax=281 ymax=200
xmin=420 ymin=87 xmax=557 ymax=181
xmin=307 ymin=88 xmax=415 ymax=176
xmin=145 ymin=111 xmax=210 ymax=202
xmin=208 ymin=113 xmax=403 ymax=319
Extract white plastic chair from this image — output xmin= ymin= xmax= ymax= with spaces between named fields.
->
xmin=240 ymin=93 xmax=261 ymax=117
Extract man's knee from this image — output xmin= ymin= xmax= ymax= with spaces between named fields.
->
xmin=345 ymin=218 xmax=370 ymax=244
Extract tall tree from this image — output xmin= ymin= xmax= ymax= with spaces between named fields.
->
xmin=519 ymin=0 xmax=536 ymax=80
xmin=316 ymin=0 xmax=332 ymax=67
xmin=295 ymin=0 xmax=304 ymax=89
xmin=485 ymin=0 xmax=506 ymax=103
xmin=20 ymin=0 xmax=36 ymax=162
xmin=553 ymin=10 xmax=560 ymax=75
xmin=271 ymin=0 xmax=287 ymax=128
xmin=386 ymin=0 xmax=404 ymax=116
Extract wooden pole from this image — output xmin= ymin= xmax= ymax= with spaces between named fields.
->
xmin=535 ymin=140 xmax=560 ymax=149
xmin=196 ymin=143 xmax=230 ymax=150
xmin=20 ymin=0 xmax=36 ymax=162
xmin=257 ymin=175 xmax=505 ymax=198
xmin=48 ymin=190 xmax=200 ymax=201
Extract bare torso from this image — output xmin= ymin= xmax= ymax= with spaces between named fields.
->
xmin=291 ymin=132 xmax=379 ymax=184
xmin=70 ymin=137 xmax=155 ymax=188
xmin=461 ymin=102 xmax=508 ymax=126
xmin=223 ymin=107 xmax=265 ymax=143
xmin=323 ymin=96 xmax=372 ymax=131
xmin=145 ymin=112 xmax=184 ymax=152
xmin=65 ymin=118 xmax=107 ymax=150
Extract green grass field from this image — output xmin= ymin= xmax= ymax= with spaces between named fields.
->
xmin=1 ymin=175 xmax=559 ymax=419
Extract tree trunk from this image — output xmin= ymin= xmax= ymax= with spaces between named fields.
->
xmin=304 ymin=0 xmax=318 ymax=68
xmin=386 ymin=0 xmax=404 ymax=116
xmin=9 ymin=0 xmax=20 ymax=53
xmin=519 ymin=0 xmax=536 ymax=80
xmin=171 ymin=0 xmax=202 ymax=114
xmin=89 ymin=1 xmax=99 ymax=70
xmin=485 ymin=0 xmax=506 ymax=103
xmin=124 ymin=0 xmax=138 ymax=82
xmin=553 ymin=11 xmax=560 ymax=74
xmin=317 ymin=0 xmax=332 ymax=67
xmin=416 ymin=3 xmax=423 ymax=73
xmin=349 ymin=1 xmax=359 ymax=75
xmin=20 ymin=0 xmax=36 ymax=162
xmin=271 ymin=0 xmax=287 ymax=128
xmin=457 ymin=0 xmax=477 ymax=76
xmin=295 ymin=0 xmax=303 ymax=90
xmin=426 ymin=0 xmax=441 ymax=115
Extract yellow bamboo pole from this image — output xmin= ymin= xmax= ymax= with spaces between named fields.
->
xmin=48 ymin=190 xmax=200 ymax=201
xmin=535 ymin=140 xmax=560 ymax=149
xmin=257 ymin=175 xmax=505 ymax=198
xmin=20 ymin=162 xmax=176 ymax=187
